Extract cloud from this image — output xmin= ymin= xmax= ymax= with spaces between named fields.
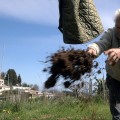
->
xmin=0 ymin=0 xmax=119 ymax=28
xmin=0 ymin=0 xmax=59 ymax=26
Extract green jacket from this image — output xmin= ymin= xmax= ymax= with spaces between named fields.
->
xmin=89 ymin=28 xmax=120 ymax=81
xmin=58 ymin=0 xmax=104 ymax=44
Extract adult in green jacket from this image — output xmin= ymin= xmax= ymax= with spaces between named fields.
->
xmin=88 ymin=9 xmax=120 ymax=120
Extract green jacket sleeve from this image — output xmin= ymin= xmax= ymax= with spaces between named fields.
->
xmin=95 ymin=28 xmax=113 ymax=54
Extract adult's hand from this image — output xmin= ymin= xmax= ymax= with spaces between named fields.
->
xmin=87 ymin=48 xmax=97 ymax=57
xmin=104 ymin=48 xmax=120 ymax=65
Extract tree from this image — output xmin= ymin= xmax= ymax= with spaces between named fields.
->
xmin=93 ymin=78 xmax=108 ymax=100
xmin=17 ymin=74 xmax=22 ymax=86
xmin=0 ymin=72 xmax=6 ymax=79
xmin=22 ymin=82 xmax=29 ymax=87
xmin=30 ymin=84 xmax=39 ymax=91
xmin=5 ymin=69 xmax=18 ymax=86
xmin=33 ymin=84 xmax=39 ymax=91
xmin=68 ymin=81 xmax=84 ymax=98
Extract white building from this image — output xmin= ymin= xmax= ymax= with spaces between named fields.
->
xmin=0 ymin=79 xmax=43 ymax=96
xmin=0 ymin=79 xmax=10 ymax=95
xmin=12 ymin=86 xmax=31 ymax=91
xmin=0 ymin=85 xmax=10 ymax=92
xmin=0 ymin=79 xmax=4 ymax=86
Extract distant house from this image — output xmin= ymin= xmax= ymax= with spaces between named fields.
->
xmin=12 ymin=86 xmax=31 ymax=91
xmin=0 ymin=79 xmax=45 ymax=97
xmin=0 ymin=79 xmax=10 ymax=95
xmin=12 ymin=86 xmax=42 ymax=97
xmin=0 ymin=79 xmax=4 ymax=86
xmin=0 ymin=85 xmax=10 ymax=92
xmin=25 ymin=89 xmax=38 ymax=95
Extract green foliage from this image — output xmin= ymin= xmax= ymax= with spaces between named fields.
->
xmin=0 ymin=96 xmax=111 ymax=120
xmin=30 ymin=84 xmax=39 ymax=91
xmin=5 ymin=69 xmax=18 ymax=85
xmin=22 ymin=82 xmax=29 ymax=87
xmin=94 ymin=79 xmax=108 ymax=95
xmin=0 ymin=72 xmax=6 ymax=79
xmin=11 ymin=102 xmax=21 ymax=112
xmin=4 ymin=69 xmax=22 ymax=86
xmin=17 ymin=74 xmax=22 ymax=85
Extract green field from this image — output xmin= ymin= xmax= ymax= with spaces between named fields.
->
xmin=0 ymin=96 xmax=111 ymax=120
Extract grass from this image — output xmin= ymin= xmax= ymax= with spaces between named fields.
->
xmin=0 ymin=96 xmax=111 ymax=120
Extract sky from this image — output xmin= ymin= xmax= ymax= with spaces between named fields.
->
xmin=0 ymin=0 xmax=120 ymax=91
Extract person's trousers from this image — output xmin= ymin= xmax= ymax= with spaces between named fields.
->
xmin=106 ymin=74 xmax=120 ymax=120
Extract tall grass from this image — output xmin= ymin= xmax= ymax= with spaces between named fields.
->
xmin=0 ymin=96 xmax=111 ymax=120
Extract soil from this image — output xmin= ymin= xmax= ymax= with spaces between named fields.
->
xmin=43 ymin=47 xmax=97 ymax=89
